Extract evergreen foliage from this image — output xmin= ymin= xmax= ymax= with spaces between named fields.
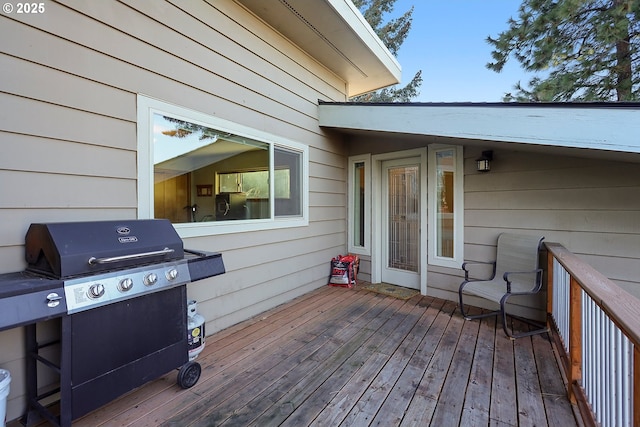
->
xmin=350 ymin=0 xmax=423 ymax=102
xmin=487 ymin=0 xmax=639 ymax=101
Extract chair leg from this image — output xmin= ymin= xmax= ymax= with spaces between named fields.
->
xmin=458 ymin=282 xmax=499 ymax=320
xmin=500 ymin=294 xmax=549 ymax=340
xmin=458 ymin=283 xmax=548 ymax=338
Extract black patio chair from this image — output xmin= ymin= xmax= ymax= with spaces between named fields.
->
xmin=458 ymin=233 xmax=548 ymax=339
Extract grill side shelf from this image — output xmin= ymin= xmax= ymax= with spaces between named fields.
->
xmin=0 ymin=273 xmax=66 ymax=332
xmin=185 ymin=251 xmax=225 ymax=281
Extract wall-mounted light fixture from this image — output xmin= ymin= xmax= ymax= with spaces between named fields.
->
xmin=476 ymin=150 xmax=493 ymax=172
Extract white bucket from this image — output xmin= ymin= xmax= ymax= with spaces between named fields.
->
xmin=0 ymin=369 xmax=10 ymax=427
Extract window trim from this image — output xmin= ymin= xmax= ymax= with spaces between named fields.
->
xmin=347 ymin=154 xmax=371 ymax=255
xmin=427 ymin=145 xmax=464 ymax=269
xmin=137 ymin=95 xmax=308 ymax=237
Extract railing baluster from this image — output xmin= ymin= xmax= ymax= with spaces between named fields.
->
xmin=632 ymin=342 xmax=640 ymax=426
xmin=619 ymin=326 xmax=628 ymax=426
xmin=608 ymin=311 xmax=615 ymax=426
xmin=552 ymin=258 xmax=570 ymax=353
xmin=583 ymin=292 xmax=591 ymax=417
xmin=602 ymin=305 xmax=608 ymax=426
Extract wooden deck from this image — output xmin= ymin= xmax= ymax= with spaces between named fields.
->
xmin=37 ymin=284 xmax=580 ymax=426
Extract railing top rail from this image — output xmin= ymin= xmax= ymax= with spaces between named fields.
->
xmin=545 ymin=242 xmax=640 ymax=346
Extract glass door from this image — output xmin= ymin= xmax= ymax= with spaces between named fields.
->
xmin=381 ymin=158 xmax=420 ymax=289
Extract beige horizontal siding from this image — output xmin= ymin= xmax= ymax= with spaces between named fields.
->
xmin=310 ymin=192 xmax=346 ymax=208
xmin=466 ymin=187 xmax=640 ymax=210
xmin=0 ymin=92 xmax=135 ymax=150
xmin=428 ymin=148 xmax=640 ymax=318
xmin=0 ymin=133 xmax=135 ymax=178
xmin=465 ymin=210 xmax=640 ymax=234
xmin=0 ymin=209 xmax=137 ymax=247
xmin=0 ymin=54 xmax=135 ymax=121
xmin=0 ymin=170 xmax=137 ymax=209
xmin=0 ymin=247 xmax=27 ymax=274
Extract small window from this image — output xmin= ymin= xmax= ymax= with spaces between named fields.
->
xmin=348 ymin=155 xmax=371 ymax=254
xmin=354 ymin=161 xmax=366 ymax=246
xmin=428 ymin=146 xmax=464 ymax=268
xmin=137 ymin=96 xmax=308 ymax=235
xmin=274 ymin=147 xmax=303 ymax=217
xmin=436 ymin=150 xmax=455 ymax=257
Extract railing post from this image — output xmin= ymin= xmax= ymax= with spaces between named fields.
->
xmin=569 ymin=276 xmax=582 ymax=403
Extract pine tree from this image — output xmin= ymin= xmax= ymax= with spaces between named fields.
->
xmin=350 ymin=0 xmax=423 ymax=102
xmin=487 ymin=0 xmax=639 ymax=102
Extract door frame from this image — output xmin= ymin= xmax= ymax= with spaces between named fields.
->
xmin=371 ymin=148 xmax=428 ymax=295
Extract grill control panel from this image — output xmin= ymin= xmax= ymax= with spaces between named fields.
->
xmin=64 ymin=262 xmax=191 ymax=314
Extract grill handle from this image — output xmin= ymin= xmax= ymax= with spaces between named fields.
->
xmin=88 ymin=247 xmax=175 ymax=265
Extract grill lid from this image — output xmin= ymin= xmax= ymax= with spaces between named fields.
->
xmin=25 ymin=219 xmax=184 ymax=278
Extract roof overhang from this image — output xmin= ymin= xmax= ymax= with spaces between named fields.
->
xmin=319 ymin=102 xmax=640 ymax=161
xmin=235 ymin=0 xmax=401 ymax=97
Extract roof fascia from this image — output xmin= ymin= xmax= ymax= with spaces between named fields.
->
xmin=236 ymin=0 xmax=401 ymax=97
xmin=318 ymin=103 xmax=640 ymax=154
xmin=326 ymin=0 xmax=401 ymax=94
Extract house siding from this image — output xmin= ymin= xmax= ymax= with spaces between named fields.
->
xmin=0 ymin=0 xmax=348 ymax=421
xmin=347 ymin=139 xmax=640 ymax=320
xmin=456 ymin=148 xmax=640 ymax=314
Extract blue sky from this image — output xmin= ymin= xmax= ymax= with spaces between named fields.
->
xmin=391 ymin=1 xmax=532 ymax=102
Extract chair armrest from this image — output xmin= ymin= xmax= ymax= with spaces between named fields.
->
xmin=462 ymin=260 xmax=496 ymax=281
xmin=503 ymin=268 xmax=543 ymax=293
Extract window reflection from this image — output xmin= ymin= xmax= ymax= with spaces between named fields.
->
xmin=153 ymin=114 xmax=301 ymax=223
xmin=436 ymin=150 xmax=455 ymax=258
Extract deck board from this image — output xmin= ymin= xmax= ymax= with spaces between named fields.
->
xmin=490 ymin=317 xmax=519 ymax=426
xmin=459 ymin=313 xmax=496 ymax=426
xmin=429 ymin=306 xmax=482 ymax=426
xmin=19 ymin=283 xmax=578 ymax=427
xmin=513 ymin=320 xmax=548 ymax=427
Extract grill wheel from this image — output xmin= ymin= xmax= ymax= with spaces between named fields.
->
xmin=177 ymin=361 xmax=202 ymax=389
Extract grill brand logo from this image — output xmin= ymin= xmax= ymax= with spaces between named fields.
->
xmin=118 ymin=236 xmax=138 ymax=243
xmin=116 ymin=227 xmax=131 ymax=235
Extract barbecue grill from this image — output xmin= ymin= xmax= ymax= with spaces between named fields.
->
xmin=0 ymin=219 xmax=225 ymax=427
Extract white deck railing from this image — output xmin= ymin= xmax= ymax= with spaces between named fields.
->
xmin=546 ymin=243 xmax=639 ymax=427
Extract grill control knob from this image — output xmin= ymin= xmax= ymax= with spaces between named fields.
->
xmin=118 ymin=278 xmax=134 ymax=292
xmin=88 ymin=283 xmax=105 ymax=299
xmin=166 ymin=268 xmax=179 ymax=281
xmin=46 ymin=292 xmax=63 ymax=308
xmin=143 ymin=273 xmax=158 ymax=286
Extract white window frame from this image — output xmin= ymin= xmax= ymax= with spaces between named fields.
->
xmin=347 ymin=154 xmax=371 ymax=255
xmin=427 ymin=145 xmax=464 ymax=269
xmin=137 ymin=95 xmax=308 ymax=238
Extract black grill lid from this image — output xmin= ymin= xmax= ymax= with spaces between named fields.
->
xmin=25 ymin=219 xmax=184 ymax=278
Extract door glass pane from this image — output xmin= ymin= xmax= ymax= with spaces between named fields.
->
xmin=353 ymin=161 xmax=365 ymax=247
xmin=436 ymin=150 xmax=455 ymax=258
xmin=388 ymin=166 xmax=419 ymax=272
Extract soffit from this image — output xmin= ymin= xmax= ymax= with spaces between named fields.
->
xmin=318 ymin=102 xmax=640 ymax=162
xmin=235 ymin=0 xmax=401 ymax=97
